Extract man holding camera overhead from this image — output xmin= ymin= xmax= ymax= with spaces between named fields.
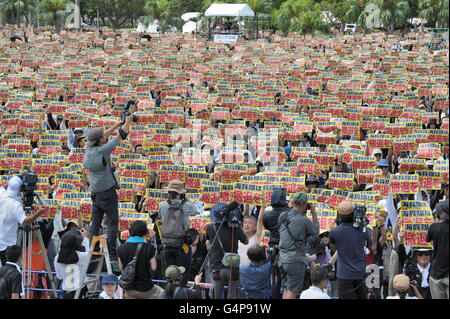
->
xmin=278 ymin=191 xmax=319 ymax=299
xmin=0 ymin=176 xmax=46 ymax=266
xmin=329 ymin=201 xmax=373 ymax=299
xmin=83 ymin=105 xmax=134 ymax=272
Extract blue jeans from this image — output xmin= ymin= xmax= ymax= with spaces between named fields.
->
xmin=163 ymin=245 xmax=192 ymax=287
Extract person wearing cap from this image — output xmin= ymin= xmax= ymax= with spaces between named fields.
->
xmin=0 ymin=176 xmax=46 ymax=265
xmin=371 ymin=149 xmax=383 ymax=165
xmin=402 ymin=247 xmax=433 ymax=299
xmin=305 ymin=175 xmax=320 ymax=193
xmin=277 ymin=191 xmax=319 ymax=299
xmin=329 ymin=201 xmax=373 ymax=299
xmin=83 ymin=112 xmax=134 ymax=271
xmin=426 ymin=200 xmax=449 ymax=299
xmin=386 ymin=274 xmax=421 ymax=299
xmin=377 ymin=158 xmax=391 ymax=178
xmin=163 ymin=265 xmax=203 ymax=299
xmin=98 ymin=274 xmax=119 ymax=299
xmin=45 ymin=108 xmax=67 ymax=131
xmin=68 ymin=128 xmax=86 ymax=149
xmin=158 ymin=180 xmax=199 ymax=287
xmin=117 ymin=220 xmax=163 ymax=299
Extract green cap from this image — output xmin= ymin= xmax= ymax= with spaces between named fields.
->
xmin=165 ymin=265 xmax=185 ymax=281
xmin=292 ymin=191 xmax=308 ymax=205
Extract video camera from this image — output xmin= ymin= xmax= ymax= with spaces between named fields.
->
xmin=121 ymin=100 xmax=138 ymax=124
xmin=20 ymin=170 xmax=38 ymax=210
xmin=353 ymin=204 xmax=369 ymax=231
xmin=219 ymin=201 xmax=244 ymax=228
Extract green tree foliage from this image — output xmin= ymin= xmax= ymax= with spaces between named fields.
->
xmin=418 ymin=0 xmax=449 ymax=28
xmin=95 ymin=0 xmax=146 ymax=30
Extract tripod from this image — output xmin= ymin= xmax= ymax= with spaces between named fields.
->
xmin=17 ymin=192 xmax=59 ymax=299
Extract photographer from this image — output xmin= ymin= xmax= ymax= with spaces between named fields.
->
xmin=83 ymin=110 xmax=134 ymax=271
xmin=329 ymin=201 xmax=372 ymax=299
xmin=159 ymin=180 xmax=199 ymax=287
xmin=205 ymin=202 xmax=248 ymax=299
xmin=262 ymin=187 xmax=289 ymax=299
xmin=0 ymin=176 xmax=46 ymax=266
xmin=277 ymin=191 xmax=319 ymax=299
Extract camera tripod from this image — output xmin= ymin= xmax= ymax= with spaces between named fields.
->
xmin=17 ymin=192 xmax=59 ymax=299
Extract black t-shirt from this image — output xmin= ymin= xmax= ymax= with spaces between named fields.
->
xmin=0 ymin=264 xmax=22 ymax=299
xmin=117 ymin=242 xmax=156 ymax=291
xmin=426 ymin=222 xmax=449 ymax=279
xmin=189 ymin=237 xmax=208 ymax=281
xmin=205 ymin=224 xmax=247 ymax=271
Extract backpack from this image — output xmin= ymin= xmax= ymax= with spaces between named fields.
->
xmin=161 ymin=200 xmax=187 ymax=248
xmin=118 ymin=243 xmax=143 ymax=290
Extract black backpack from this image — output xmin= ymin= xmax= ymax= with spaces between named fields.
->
xmin=161 ymin=200 xmax=187 ymax=248
xmin=118 ymin=243 xmax=143 ymax=290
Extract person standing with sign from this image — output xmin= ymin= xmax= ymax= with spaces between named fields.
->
xmin=83 ymin=113 xmax=134 ymax=272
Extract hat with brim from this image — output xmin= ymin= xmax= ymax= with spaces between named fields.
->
xmin=86 ymin=127 xmax=104 ymax=147
xmin=210 ymin=203 xmax=227 ymax=223
xmin=74 ymin=128 xmax=84 ymax=134
xmin=377 ymin=159 xmax=390 ymax=167
xmin=165 ymin=265 xmax=185 ymax=281
xmin=372 ymin=149 xmax=383 ymax=156
xmin=337 ymin=201 xmax=353 ymax=215
xmin=56 ymin=114 xmax=64 ymax=120
xmin=164 ymin=180 xmax=186 ymax=194
xmin=292 ymin=191 xmax=308 ymax=205
xmin=101 ymin=274 xmax=118 ymax=285
xmin=393 ymin=274 xmax=410 ymax=292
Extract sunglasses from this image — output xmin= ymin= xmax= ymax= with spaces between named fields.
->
xmin=417 ymin=251 xmax=431 ymax=257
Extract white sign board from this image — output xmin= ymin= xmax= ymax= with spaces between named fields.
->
xmin=213 ymin=34 xmax=238 ymax=44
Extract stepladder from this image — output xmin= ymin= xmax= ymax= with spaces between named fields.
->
xmin=74 ymin=235 xmax=112 ymax=299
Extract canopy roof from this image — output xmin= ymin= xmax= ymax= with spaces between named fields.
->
xmin=204 ymin=3 xmax=254 ymax=17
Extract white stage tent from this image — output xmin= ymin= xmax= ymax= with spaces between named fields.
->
xmin=204 ymin=3 xmax=254 ymax=17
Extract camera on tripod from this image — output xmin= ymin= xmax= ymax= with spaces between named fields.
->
xmin=20 ymin=170 xmax=38 ymax=210
xmin=353 ymin=204 xmax=369 ymax=230
xmin=121 ymin=100 xmax=138 ymax=124
xmin=220 ymin=201 xmax=244 ymax=228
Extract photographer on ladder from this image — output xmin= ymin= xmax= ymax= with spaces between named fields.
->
xmin=329 ymin=201 xmax=373 ymax=299
xmin=0 ymin=176 xmax=46 ymax=266
xmin=83 ymin=104 xmax=135 ymax=273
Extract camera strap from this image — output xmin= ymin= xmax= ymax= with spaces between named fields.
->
xmin=102 ymin=154 xmax=119 ymax=189
xmin=280 ymin=210 xmax=303 ymax=247
xmin=214 ymin=224 xmax=226 ymax=253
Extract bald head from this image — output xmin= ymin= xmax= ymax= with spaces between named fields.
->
xmin=337 ymin=201 xmax=353 ymax=216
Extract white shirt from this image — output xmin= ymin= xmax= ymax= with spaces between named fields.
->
xmin=417 ymin=263 xmax=430 ymax=288
xmin=0 ymin=190 xmax=27 ymax=251
xmin=238 ymin=235 xmax=257 ymax=267
xmin=54 ymin=237 xmax=90 ymax=291
xmin=300 ymin=286 xmax=331 ymax=299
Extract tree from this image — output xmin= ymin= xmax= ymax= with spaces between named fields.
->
xmin=41 ymin=0 xmax=68 ymax=30
xmin=0 ymin=0 xmax=27 ymax=25
xmin=363 ymin=0 xmax=411 ymax=33
xmin=246 ymin=0 xmax=273 ymax=38
xmin=418 ymin=0 xmax=449 ymax=28
xmin=273 ymin=0 xmax=329 ymax=35
xmin=143 ymin=0 xmax=183 ymax=33
xmin=95 ymin=0 xmax=146 ymax=30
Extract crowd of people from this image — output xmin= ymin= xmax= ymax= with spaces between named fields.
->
xmin=0 ymin=24 xmax=448 ymax=300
